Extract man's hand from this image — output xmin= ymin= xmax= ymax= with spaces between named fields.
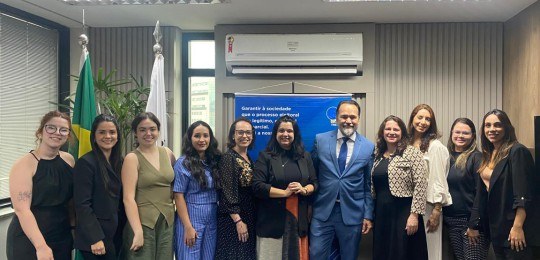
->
xmin=362 ymin=219 xmax=373 ymax=234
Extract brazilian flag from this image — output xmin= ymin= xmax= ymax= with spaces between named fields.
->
xmin=71 ymin=46 xmax=96 ymax=260
xmin=70 ymin=47 xmax=96 ymax=159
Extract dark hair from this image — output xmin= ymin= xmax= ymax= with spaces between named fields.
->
xmin=478 ymin=109 xmax=517 ymax=172
xmin=131 ymin=112 xmax=161 ymax=147
xmin=181 ymin=121 xmax=221 ymax=189
xmin=227 ymin=117 xmax=256 ymax=150
xmin=447 ymin=118 xmax=478 ymax=170
xmin=407 ymin=104 xmax=441 ymax=153
xmin=265 ymin=115 xmax=305 ymax=160
xmin=35 ymin=110 xmax=72 ymax=143
xmin=374 ymin=115 xmax=409 ymax=158
xmin=90 ymin=114 xmax=123 ymax=196
xmin=336 ymin=100 xmax=361 ymax=116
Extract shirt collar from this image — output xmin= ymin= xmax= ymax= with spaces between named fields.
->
xmin=337 ymin=130 xmax=356 ymax=142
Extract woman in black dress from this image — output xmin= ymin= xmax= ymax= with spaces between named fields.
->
xmin=74 ymin=114 xmax=123 ymax=259
xmin=371 ymin=115 xmax=428 ymax=260
xmin=6 ymin=111 xmax=75 ymax=260
xmin=443 ymin=118 xmax=489 ymax=260
xmin=216 ymin=117 xmax=257 ymax=259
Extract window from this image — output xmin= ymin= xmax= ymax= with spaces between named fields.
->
xmin=0 ymin=6 xmax=69 ymax=202
xmin=182 ymin=33 xmax=215 ymax=134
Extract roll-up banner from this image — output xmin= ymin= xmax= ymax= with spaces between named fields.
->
xmin=234 ymin=94 xmax=352 ymax=160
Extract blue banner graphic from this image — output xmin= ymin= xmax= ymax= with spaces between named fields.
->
xmin=234 ymin=94 xmax=351 ymax=162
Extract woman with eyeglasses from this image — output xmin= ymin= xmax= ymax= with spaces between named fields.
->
xmin=443 ymin=118 xmax=489 ymax=260
xmin=466 ymin=109 xmax=540 ymax=260
xmin=7 ymin=111 xmax=75 ymax=260
xmin=252 ymin=115 xmax=318 ymax=260
xmin=216 ymin=118 xmax=257 ymax=260
xmin=73 ymin=114 xmax=123 ymax=259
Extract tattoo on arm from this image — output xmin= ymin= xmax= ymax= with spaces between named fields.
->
xmin=17 ymin=191 xmax=32 ymax=202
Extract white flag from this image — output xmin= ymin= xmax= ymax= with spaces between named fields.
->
xmin=146 ymin=53 xmax=168 ymax=146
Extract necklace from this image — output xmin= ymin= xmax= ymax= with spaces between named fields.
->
xmin=281 ymin=158 xmax=289 ymax=167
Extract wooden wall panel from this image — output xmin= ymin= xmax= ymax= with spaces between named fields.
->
xmin=374 ymin=23 xmax=503 ymax=144
xmin=503 ymin=1 xmax=540 ymax=148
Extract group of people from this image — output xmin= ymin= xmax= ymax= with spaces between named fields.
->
xmin=5 ymin=100 xmax=539 ymax=260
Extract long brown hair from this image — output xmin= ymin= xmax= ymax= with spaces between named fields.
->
xmin=447 ymin=118 xmax=478 ymax=170
xmin=478 ymin=109 xmax=517 ymax=172
xmin=407 ymin=104 xmax=441 ymax=153
xmin=374 ymin=115 xmax=409 ymax=159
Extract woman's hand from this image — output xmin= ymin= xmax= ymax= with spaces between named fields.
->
xmin=184 ymin=226 xmax=198 ymax=248
xmin=36 ymin=244 xmax=53 ymax=260
xmin=405 ymin=213 xmax=419 ymax=235
xmin=466 ymin=228 xmax=480 ymax=245
xmin=288 ymin=182 xmax=303 ymax=194
xmin=130 ymin=229 xmax=144 ymax=251
xmin=508 ymin=226 xmax=527 ymax=252
xmin=91 ymin=240 xmax=106 ymax=255
xmin=236 ymin=221 xmax=249 ymax=243
xmin=426 ymin=209 xmax=441 ymax=233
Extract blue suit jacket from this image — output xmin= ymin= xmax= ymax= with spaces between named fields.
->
xmin=311 ymin=130 xmax=374 ymax=225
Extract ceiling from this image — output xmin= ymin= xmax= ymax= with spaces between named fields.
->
xmin=1 ymin=0 xmax=537 ymax=30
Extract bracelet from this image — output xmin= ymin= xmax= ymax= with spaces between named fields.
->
xmin=433 ymin=204 xmax=442 ymax=212
xmin=234 ymin=218 xmax=242 ymax=224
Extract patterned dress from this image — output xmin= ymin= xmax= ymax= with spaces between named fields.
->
xmin=216 ymin=149 xmax=256 ymax=260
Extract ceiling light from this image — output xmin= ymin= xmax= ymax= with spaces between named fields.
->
xmin=322 ymin=0 xmax=491 ymax=2
xmin=59 ymin=0 xmax=230 ymax=5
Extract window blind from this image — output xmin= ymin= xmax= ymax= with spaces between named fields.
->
xmin=0 ymin=12 xmax=59 ymax=200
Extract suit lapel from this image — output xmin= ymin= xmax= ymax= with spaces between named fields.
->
xmin=489 ymin=156 xmax=509 ymax=190
xmin=328 ymin=131 xmax=340 ymax=177
xmin=270 ymin=155 xmax=285 ymax=184
xmin=298 ymin=155 xmax=309 ymax=183
xmin=343 ymin=134 xmax=362 ymax=175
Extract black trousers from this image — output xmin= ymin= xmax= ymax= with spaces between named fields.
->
xmin=493 ymin=245 xmax=533 ymax=260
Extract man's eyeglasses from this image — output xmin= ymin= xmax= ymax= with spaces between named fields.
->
xmin=44 ymin=125 xmax=70 ymax=136
xmin=235 ymin=130 xmax=253 ymax=136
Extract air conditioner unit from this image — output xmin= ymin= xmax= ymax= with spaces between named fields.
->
xmin=225 ymin=33 xmax=363 ymax=75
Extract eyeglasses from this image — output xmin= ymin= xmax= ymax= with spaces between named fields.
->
xmin=44 ymin=125 xmax=70 ymax=136
xmin=452 ymin=131 xmax=472 ymax=137
xmin=235 ymin=130 xmax=253 ymax=136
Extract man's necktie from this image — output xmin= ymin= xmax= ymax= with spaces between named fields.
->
xmin=338 ymin=137 xmax=349 ymax=175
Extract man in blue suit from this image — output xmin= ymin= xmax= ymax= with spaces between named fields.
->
xmin=309 ymin=100 xmax=375 ymax=260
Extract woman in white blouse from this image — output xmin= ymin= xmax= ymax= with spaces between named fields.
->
xmin=407 ymin=104 xmax=452 ymax=260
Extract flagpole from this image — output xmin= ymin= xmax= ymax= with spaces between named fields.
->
xmin=146 ymin=21 xmax=168 ymax=146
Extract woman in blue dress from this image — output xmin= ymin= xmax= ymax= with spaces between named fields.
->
xmin=173 ymin=121 xmax=221 ymax=259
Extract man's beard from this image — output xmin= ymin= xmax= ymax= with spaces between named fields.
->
xmin=339 ymin=125 xmax=356 ymax=137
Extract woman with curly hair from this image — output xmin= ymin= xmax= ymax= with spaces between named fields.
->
xmin=173 ymin=121 xmax=221 ymax=259
xmin=371 ymin=115 xmax=428 ymax=260
xmin=407 ymin=104 xmax=452 ymax=260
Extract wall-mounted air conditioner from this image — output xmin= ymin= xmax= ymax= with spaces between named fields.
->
xmin=225 ymin=33 xmax=363 ymax=75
